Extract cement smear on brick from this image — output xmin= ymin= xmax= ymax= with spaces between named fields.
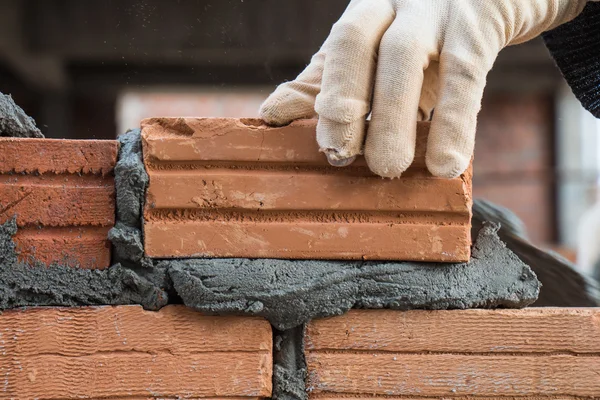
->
xmin=0 ymin=92 xmax=43 ymax=138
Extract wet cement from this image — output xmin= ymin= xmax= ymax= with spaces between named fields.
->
xmin=108 ymin=129 xmax=154 ymax=270
xmin=0 ymin=92 xmax=43 ymax=138
xmin=472 ymin=200 xmax=600 ymax=307
xmin=0 ymin=218 xmax=168 ymax=310
xmin=112 ymin=128 xmax=148 ymax=229
xmin=273 ymin=326 xmax=307 ymax=400
xmin=168 ymin=223 xmax=539 ymax=330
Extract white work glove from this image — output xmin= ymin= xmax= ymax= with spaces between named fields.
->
xmin=260 ymin=0 xmax=591 ymax=178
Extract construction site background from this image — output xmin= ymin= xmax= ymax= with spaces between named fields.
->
xmin=1 ymin=0 xmax=599 ymax=259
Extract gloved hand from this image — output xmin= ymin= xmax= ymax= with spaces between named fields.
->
xmin=260 ymin=0 xmax=592 ymax=178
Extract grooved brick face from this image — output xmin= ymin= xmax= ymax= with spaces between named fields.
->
xmin=0 ymin=305 xmax=273 ymax=399
xmin=305 ymin=309 xmax=600 ymax=398
xmin=0 ymin=138 xmax=118 ymax=269
xmin=142 ymin=118 xmax=472 ymax=261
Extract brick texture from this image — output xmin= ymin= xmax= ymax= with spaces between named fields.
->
xmin=0 ymin=305 xmax=273 ymax=399
xmin=142 ymin=118 xmax=472 ymax=262
xmin=305 ymin=309 xmax=600 ymax=398
xmin=0 ymin=138 xmax=118 ymax=269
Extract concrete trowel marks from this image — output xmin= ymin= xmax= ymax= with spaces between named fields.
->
xmin=142 ymin=118 xmax=472 ymax=262
xmin=0 ymin=137 xmax=118 ymax=269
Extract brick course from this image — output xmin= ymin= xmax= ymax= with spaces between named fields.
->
xmin=0 ymin=305 xmax=272 ymax=399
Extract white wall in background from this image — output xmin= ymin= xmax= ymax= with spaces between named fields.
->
xmin=116 ymin=87 xmax=272 ymax=134
xmin=556 ymin=82 xmax=600 ymax=265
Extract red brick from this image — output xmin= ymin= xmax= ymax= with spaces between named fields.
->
xmin=305 ymin=309 xmax=600 ymax=398
xmin=0 ymin=138 xmax=118 ymax=269
xmin=142 ymin=118 xmax=472 ymax=262
xmin=0 ymin=305 xmax=272 ymax=399
xmin=0 ymin=138 xmax=118 ymax=175
xmin=13 ymin=227 xmax=112 ymax=268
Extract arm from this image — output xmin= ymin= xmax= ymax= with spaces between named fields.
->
xmin=544 ymin=2 xmax=600 ymax=118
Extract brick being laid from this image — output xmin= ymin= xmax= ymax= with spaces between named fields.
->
xmin=0 ymin=138 xmax=118 ymax=269
xmin=0 ymin=305 xmax=273 ymax=399
xmin=305 ymin=309 xmax=600 ymax=398
xmin=142 ymin=118 xmax=472 ymax=262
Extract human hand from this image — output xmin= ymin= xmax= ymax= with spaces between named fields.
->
xmin=260 ymin=0 xmax=590 ymax=178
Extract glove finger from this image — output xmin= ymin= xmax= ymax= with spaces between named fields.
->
xmin=259 ymin=0 xmax=372 ymax=127
xmin=315 ymin=0 xmax=395 ymax=161
xmin=365 ymin=19 xmax=433 ymax=178
xmin=259 ymin=50 xmax=325 ymax=126
xmin=427 ymin=47 xmax=494 ymax=178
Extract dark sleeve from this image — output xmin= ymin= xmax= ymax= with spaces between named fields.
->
xmin=543 ymin=2 xmax=600 ymax=118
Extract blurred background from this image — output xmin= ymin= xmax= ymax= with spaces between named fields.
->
xmin=1 ymin=0 xmax=599 ymax=263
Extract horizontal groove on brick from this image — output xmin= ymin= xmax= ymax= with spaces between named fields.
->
xmin=95 ymin=398 xmax=264 ymax=400
xmin=142 ymin=118 xmax=472 ymax=261
xmin=0 ymin=305 xmax=273 ymax=399
xmin=145 ymin=162 xmax=434 ymax=178
xmin=305 ymin=309 xmax=600 ymax=398
xmin=0 ymin=137 xmax=118 ymax=269
xmin=145 ymin=210 xmax=470 ymax=225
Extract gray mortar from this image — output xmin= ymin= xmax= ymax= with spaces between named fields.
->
xmin=0 ymin=92 xmax=43 ymax=138
xmin=0 ymin=217 xmax=18 ymax=266
xmin=0 ymin=219 xmax=168 ymax=310
xmin=108 ymin=129 xmax=154 ymax=270
xmin=472 ymin=200 xmax=600 ymax=307
xmin=166 ymin=223 xmax=540 ymax=331
xmin=273 ymin=326 xmax=307 ymax=400
xmin=113 ymin=129 xmax=148 ymax=228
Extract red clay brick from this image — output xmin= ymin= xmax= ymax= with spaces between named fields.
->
xmin=142 ymin=118 xmax=472 ymax=262
xmin=0 ymin=305 xmax=272 ymax=399
xmin=13 ymin=227 xmax=112 ymax=268
xmin=0 ymin=138 xmax=118 ymax=269
xmin=305 ymin=309 xmax=600 ymax=398
xmin=0 ymin=138 xmax=118 ymax=175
